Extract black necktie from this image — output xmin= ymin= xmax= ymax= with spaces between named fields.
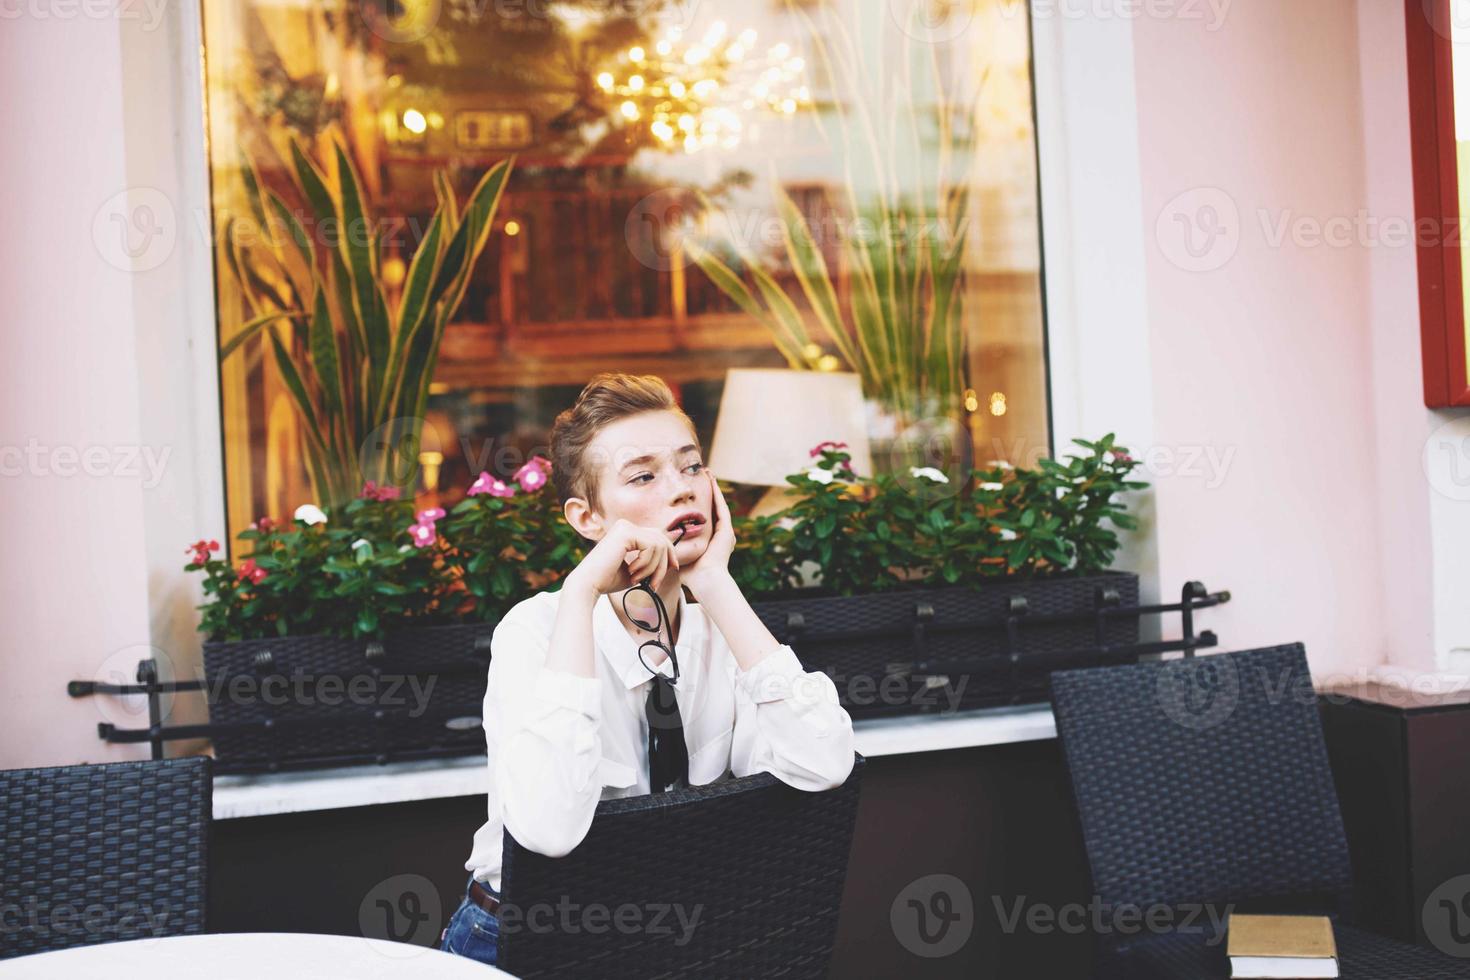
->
xmin=645 ymin=673 xmax=688 ymax=793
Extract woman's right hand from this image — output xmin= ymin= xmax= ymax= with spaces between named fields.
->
xmin=564 ymin=519 xmax=680 ymax=597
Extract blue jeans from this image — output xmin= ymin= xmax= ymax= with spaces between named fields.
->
xmin=439 ymin=873 xmax=501 ymax=966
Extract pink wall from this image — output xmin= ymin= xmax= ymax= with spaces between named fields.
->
xmin=0 ymin=14 xmax=156 ymax=768
xmin=1132 ymin=1 xmax=1397 ymax=675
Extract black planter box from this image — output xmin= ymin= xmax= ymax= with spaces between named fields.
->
xmin=748 ymin=570 xmax=1142 ymax=718
xmin=201 ymin=622 xmax=494 ymax=772
xmin=199 ymin=569 xmax=1143 ymax=768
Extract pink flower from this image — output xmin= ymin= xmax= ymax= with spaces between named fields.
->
xmin=468 ymin=471 xmax=516 ymax=498
xmin=359 ymin=480 xmax=402 ymax=502
xmin=514 ymin=460 xmax=548 ymax=491
xmin=809 ymin=440 xmax=850 ymax=458
xmin=186 ymin=539 xmax=220 ymax=567
xmin=416 ymin=507 xmax=446 ymax=524
xmin=249 ymin=516 xmax=278 ymax=533
xmin=408 ymin=521 xmax=437 ymax=548
xmin=235 ymin=558 xmax=267 ymax=584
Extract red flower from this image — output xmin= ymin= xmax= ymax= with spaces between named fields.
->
xmin=235 ymin=558 xmax=267 ymax=584
xmin=359 ymin=480 xmax=402 ymax=502
xmin=249 ymin=516 xmax=278 ymax=533
xmin=809 ymin=440 xmax=850 ymax=458
xmin=185 ymin=539 xmax=220 ymax=567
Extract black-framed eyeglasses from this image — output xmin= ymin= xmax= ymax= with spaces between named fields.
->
xmin=622 ymin=521 xmax=691 ymax=684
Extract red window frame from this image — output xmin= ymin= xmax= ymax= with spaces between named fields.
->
xmin=1408 ymin=0 xmax=1470 ymax=406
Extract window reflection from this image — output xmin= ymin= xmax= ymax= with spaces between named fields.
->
xmin=202 ymin=0 xmax=1049 ymax=542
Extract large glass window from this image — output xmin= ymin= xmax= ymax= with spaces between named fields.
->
xmin=202 ymin=0 xmax=1050 ymax=541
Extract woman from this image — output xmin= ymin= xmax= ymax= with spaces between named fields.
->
xmin=439 ymin=373 xmax=855 ymax=966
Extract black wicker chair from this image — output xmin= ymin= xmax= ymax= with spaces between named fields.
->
xmin=498 ymin=754 xmax=864 ymax=979
xmin=1049 ymin=643 xmax=1470 ymax=979
xmin=0 ymin=756 xmax=211 ymax=960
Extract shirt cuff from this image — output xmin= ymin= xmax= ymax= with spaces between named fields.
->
xmin=532 ymin=666 xmax=602 ymax=720
xmin=735 ymin=644 xmax=811 ymax=705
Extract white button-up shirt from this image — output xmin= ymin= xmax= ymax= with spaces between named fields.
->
xmin=464 ymin=586 xmax=856 ymax=890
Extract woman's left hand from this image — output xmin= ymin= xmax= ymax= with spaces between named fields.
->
xmin=679 ymin=468 xmax=736 ymax=597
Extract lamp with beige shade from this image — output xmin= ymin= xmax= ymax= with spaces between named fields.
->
xmin=707 ymin=368 xmax=873 ymax=519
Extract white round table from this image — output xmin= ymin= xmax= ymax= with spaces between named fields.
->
xmin=0 ymin=932 xmax=516 ymax=978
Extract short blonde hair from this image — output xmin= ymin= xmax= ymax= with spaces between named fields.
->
xmin=549 ymin=373 xmax=698 ymax=514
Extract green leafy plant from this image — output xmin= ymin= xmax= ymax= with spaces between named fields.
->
xmin=440 ymin=458 xmax=588 ymax=624
xmin=219 ymin=133 xmax=513 ymax=506
xmin=728 ymin=435 xmax=1148 ymax=597
xmin=189 ymin=437 xmax=1146 ymax=640
xmin=186 ymin=491 xmax=446 ymax=642
xmin=687 ymin=2 xmax=977 ymax=428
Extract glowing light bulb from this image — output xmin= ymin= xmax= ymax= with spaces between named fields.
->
xmin=669 ymin=79 xmax=686 ymax=98
xmin=656 ymin=39 xmax=672 ymax=56
xmin=628 ymin=74 xmax=644 ymax=91
xmin=620 ymin=100 xmax=639 ymax=120
xmin=597 ymin=71 xmax=614 ymax=90
xmin=402 ymin=108 xmax=427 ymax=134
xmin=629 ymin=46 xmax=645 ymax=62
xmin=503 ymin=219 xmax=521 ymax=236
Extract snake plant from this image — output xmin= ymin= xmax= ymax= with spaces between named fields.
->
xmin=219 ymin=133 xmax=513 ymax=506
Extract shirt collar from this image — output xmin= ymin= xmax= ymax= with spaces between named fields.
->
xmin=594 ymin=587 xmax=703 ymax=689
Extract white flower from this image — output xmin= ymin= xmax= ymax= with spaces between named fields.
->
xmin=351 ymin=538 xmax=371 ymax=551
xmin=985 ymin=459 xmax=1015 ymax=470
xmin=294 ymin=504 xmax=328 ymax=526
xmin=909 ymin=466 xmax=949 ymax=484
xmin=805 ymin=466 xmax=834 ymax=485
xmin=980 ymin=482 xmax=1004 ymax=492
xmin=1000 ymin=528 xmax=1017 ymax=541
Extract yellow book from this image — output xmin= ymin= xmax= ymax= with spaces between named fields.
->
xmin=1227 ymin=914 xmax=1339 ymax=978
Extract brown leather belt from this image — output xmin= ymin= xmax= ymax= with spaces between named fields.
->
xmin=468 ymin=876 xmax=502 ymax=916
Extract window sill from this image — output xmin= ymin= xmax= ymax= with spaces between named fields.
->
xmin=210 ymin=702 xmax=1057 ymax=820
